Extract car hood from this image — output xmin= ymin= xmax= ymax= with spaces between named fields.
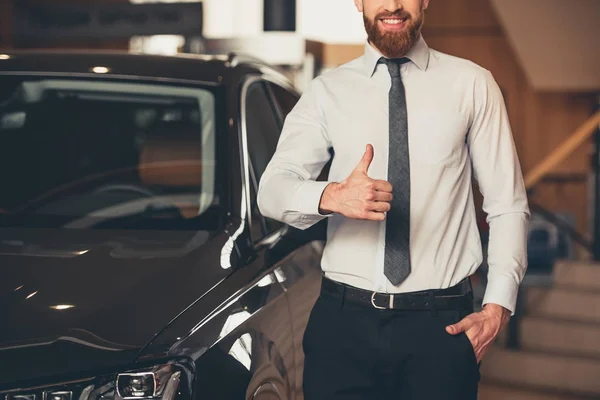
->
xmin=0 ymin=228 xmax=231 ymax=386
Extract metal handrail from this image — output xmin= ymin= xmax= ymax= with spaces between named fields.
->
xmin=506 ymin=203 xmax=593 ymax=350
xmin=506 ymin=111 xmax=600 ymax=348
xmin=529 ymin=202 xmax=593 ymax=252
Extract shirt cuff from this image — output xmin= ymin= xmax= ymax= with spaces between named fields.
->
xmin=482 ymin=274 xmax=520 ymax=316
xmin=292 ymin=180 xmax=333 ymax=218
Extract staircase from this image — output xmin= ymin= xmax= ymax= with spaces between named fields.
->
xmin=478 ymin=261 xmax=600 ymax=399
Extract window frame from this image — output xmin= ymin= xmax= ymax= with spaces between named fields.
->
xmin=264 ymin=80 xmax=301 ymax=128
xmin=239 ymin=74 xmax=299 ymax=245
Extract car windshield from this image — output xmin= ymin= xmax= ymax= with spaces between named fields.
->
xmin=0 ymin=76 xmax=218 ymax=230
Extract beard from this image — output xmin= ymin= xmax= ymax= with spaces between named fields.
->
xmin=364 ymin=8 xmax=425 ymax=59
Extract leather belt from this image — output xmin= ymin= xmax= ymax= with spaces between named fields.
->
xmin=320 ymin=275 xmax=473 ymax=311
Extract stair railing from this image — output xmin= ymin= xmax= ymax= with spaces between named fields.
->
xmin=524 ymin=111 xmax=600 ymax=190
xmin=504 ymin=110 xmax=600 ymax=350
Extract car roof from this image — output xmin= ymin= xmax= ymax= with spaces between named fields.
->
xmin=0 ymin=50 xmax=275 ymax=84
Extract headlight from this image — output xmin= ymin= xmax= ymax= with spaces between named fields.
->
xmin=1 ymin=361 xmax=190 ymax=400
xmin=116 ymin=365 xmax=180 ymax=400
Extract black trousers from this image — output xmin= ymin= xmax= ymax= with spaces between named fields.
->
xmin=302 ymin=287 xmax=480 ymax=400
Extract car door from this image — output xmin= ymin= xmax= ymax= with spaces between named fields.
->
xmin=200 ymin=76 xmax=298 ymax=400
xmin=263 ymin=80 xmax=328 ymax=400
xmin=239 ymin=75 xmax=327 ymax=399
xmin=243 ymin=77 xmax=327 ymax=399
xmin=145 ymin=76 xmax=302 ymax=400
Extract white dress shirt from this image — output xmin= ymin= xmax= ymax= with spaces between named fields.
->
xmin=258 ymin=36 xmax=530 ymax=313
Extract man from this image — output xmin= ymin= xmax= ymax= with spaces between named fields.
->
xmin=258 ymin=0 xmax=529 ymax=398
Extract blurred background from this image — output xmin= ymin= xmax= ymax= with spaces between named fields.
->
xmin=1 ymin=0 xmax=599 ymax=398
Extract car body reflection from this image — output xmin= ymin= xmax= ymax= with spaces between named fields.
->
xmin=0 ymin=50 xmax=327 ymax=399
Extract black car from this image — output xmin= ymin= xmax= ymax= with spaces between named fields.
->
xmin=0 ymin=50 xmax=327 ymax=399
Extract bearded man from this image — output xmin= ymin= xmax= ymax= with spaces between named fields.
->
xmin=258 ymin=1 xmax=530 ymax=398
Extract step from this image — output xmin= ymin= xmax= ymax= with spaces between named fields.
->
xmin=480 ymin=348 xmax=600 ymax=396
xmin=553 ymin=261 xmax=600 ymax=291
xmin=478 ymin=382 xmax=595 ymax=400
xmin=525 ymin=286 xmax=600 ymax=324
xmin=516 ymin=317 xmax=600 ymax=358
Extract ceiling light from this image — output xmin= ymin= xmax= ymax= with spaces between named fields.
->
xmin=91 ymin=66 xmax=110 ymax=74
xmin=50 ymin=304 xmax=75 ymax=310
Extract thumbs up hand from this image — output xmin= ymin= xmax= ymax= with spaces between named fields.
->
xmin=319 ymin=144 xmax=393 ymax=221
xmin=353 ymin=142 xmax=376 ymax=176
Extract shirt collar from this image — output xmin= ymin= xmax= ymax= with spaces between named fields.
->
xmin=363 ymin=35 xmax=430 ymax=77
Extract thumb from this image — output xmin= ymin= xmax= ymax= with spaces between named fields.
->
xmin=355 ymin=144 xmax=374 ymax=174
xmin=446 ymin=320 xmax=467 ymax=335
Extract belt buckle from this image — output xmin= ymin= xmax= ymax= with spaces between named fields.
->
xmin=371 ymin=292 xmax=394 ymax=310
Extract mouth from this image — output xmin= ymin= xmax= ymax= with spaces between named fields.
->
xmin=379 ymin=17 xmax=408 ymax=30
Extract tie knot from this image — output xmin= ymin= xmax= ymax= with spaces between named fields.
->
xmin=380 ymin=57 xmax=409 ymax=78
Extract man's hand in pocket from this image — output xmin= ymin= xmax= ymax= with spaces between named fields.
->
xmin=445 ymin=304 xmax=510 ymax=363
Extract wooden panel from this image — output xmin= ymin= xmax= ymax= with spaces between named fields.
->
xmin=424 ymin=0 xmax=500 ymax=29
xmin=522 ymin=91 xmax=597 ymax=174
xmin=305 ymin=40 xmax=363 ymax=69
xmin=523 ymin=90 xmax=596 ymax=235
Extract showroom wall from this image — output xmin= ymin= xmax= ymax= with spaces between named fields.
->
xmin=300 ymin=0 xmax=599 ymax=242
xmin=297 ymin=0 xmax=365 ymax=43
xmin=203 ymin=0 xmax=366 ymax=43
xmin=0 ymin=0 xmax=597 ymax=246
xmin=422 ymin=0 xmax=597 ymax=242
xmin=202 ymin=0 xmax=262 ymax=38
xmin=12 ymin=0 xmax=132 ymax=50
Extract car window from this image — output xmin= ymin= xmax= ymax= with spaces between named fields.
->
xmin=0 ymin=76 xmax=218 ymax=231
xmin=244 ymin=80 xmax=293 ymax=238
xmin=267 ymin=82 xmax=299 ymax=123
xmin=245 ymin=81 xmax=281 ymax=185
